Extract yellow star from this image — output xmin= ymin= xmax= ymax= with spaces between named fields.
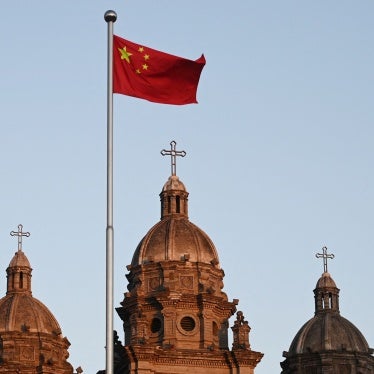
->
xmin=142 ymin=64 xmax=148 ymax=70
xmin=144 ymin=54 xmax=150 ymax=61
xmin=118 ymin=47 xmax=132 ymax=63
xmin=136 ymin=69 xmax=141 ymax=74
xmin=138 ymin=47 xmax=144 ymax=53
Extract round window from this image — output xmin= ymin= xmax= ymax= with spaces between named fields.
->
xmin=180 ymin=316 xmax=196 ymax=332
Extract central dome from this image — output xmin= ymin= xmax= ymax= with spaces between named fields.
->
xmin=131 ymin=175 xmax=220 ymax=267
xmin=131 ymin=218 xmax=220 ymax=266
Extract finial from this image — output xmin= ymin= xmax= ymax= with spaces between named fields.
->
xmin=104 ymin=10 xmax=117 ymax=23
xmin=10 ymin=224 xmax=30 ymax=252
xmin=160 ymin=140 xmax=186 ymax=176
xmin=315 ymin=246 xmax=334 ymax=273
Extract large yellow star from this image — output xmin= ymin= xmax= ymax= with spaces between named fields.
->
xmin=118 ymin=47 xmax=132 ymax=63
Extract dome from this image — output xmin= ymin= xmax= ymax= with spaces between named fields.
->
xmin=281 ymin=263 xmax=374 ymax=373
xmin=2 ymin=227 xmax=74 ymax=373
xmin=9 ymin=249 xmax=31 ymax=268
xmin=288 ymin=312 xmax=370 ymax=354
xmin=1 ymin=249 xmax=63 ymax=335
xmin=162 ymin=175 xmax=186 ymax=192
xmin=131 ymin=218 xmax=220 ymax=266
xmin=286 ymin=270 xmax=372 ymax=356
xmin=315 ymin=271 xmax=337 ymax=289
xmin=131 ymin=174 xmax=220 ymax=267
xmin=0 ymin=293 xmax=62 ymax=335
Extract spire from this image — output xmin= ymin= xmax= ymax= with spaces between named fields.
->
xmin=7 ymin=224 xmax=33 ymax=294
xmin=160 ymin=141 xmax=189 ymax=219
xmin=314 ymin=247 xmax=339 ymax=314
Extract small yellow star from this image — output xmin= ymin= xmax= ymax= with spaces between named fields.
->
xmin=138 ymin=47 xmax=144 ymax=53
xmin=144 ymin=54 xmax=150 ymax=61
xmin=136 ymin=69 xmax=141 ymax=74
xmin=118 ymin=47 xmax=132 ymax=63
xmin=142 ymin=64 xmax=148 ymax=70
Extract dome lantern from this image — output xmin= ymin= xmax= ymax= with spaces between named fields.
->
xmin=8 ymin=224 xmax=32 ymax=294
xmin=160 ymin=140 xmax=188 ymax=219
xmin=314 ymin=246 xmax=339 ymax=314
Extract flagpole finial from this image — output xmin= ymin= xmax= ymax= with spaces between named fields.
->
xmin=104 ymin=10 xmax=117 ymax=23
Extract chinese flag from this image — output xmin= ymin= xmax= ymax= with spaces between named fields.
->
xmin=113 ymin=35 xmax=206 ymax=105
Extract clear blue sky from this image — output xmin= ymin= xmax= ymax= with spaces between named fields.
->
xmin=1 ymin=2 xmax=373 ymax=373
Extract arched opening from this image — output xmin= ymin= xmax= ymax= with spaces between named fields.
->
xmin=150 ymin=318 xmax=162 ymax=334
xmin=19 ymin=272 xmax=23 ymax=289
xmin=176 ymin=196 xmax=180 ymax=213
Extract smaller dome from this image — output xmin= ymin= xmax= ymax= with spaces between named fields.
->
xmin=287 ymin=270 xmax=371 ymax=356
xmin=315 ymin=272 xmax=337 ymax=289
xmin=288 ymin=313 xmax=370 ymax=354
xmin=0 ymin=293 xmax=62 ymax=335
xmin=9 ymin=250 xmax=31 ymax=268
xmin=162 ymin=175 xmax=186 ymax=192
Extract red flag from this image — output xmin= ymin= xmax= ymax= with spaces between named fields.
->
xmin=113 ymin=35 xmax=206 ymax=105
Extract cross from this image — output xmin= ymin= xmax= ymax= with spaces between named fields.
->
xmin=10 ymin=224 xmax=30 ymax=251
xmin=160 ymin=140 xmax=186 ymax=176
xmin=315 ymin=246 xmax=335 ymax=273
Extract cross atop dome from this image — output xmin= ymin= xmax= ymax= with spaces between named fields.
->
xmin=10 ymin=224 xmax=30 ymax=252
xmin=161 ymin=140 xmax=186 ymax=176
xmin=315 ymin=246 xmax=334 ymax=273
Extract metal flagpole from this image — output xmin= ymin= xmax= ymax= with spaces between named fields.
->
xmin=104 ymin=9 xmax=117 ymax=374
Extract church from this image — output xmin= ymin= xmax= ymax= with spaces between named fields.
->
xmin=0 ymin=142 xmax=373 ymax=373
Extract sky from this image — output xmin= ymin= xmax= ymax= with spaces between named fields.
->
xmin=1 ymin=1 xmax=374 ymax=373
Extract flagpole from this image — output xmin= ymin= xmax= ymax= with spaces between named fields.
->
xmin=104 ymin=9 xmax=117 ymax=374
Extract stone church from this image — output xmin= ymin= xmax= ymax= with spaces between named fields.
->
xmin=0 ymin=143 xmax=373 ymax=373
